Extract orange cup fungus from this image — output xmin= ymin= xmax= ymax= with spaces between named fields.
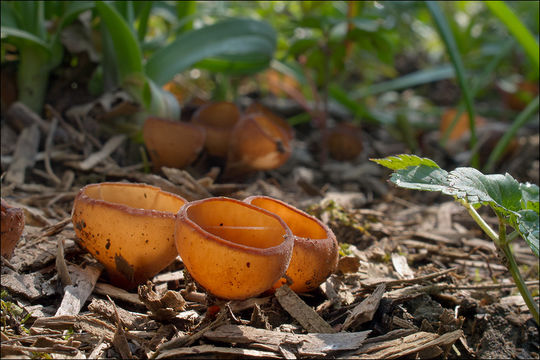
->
xmin=226 ymin=113 xmax=293 ymax=176
xmin=72 ymin=182 xmax=187 ymax=289
xmin=191 ymin=101 xmax=241 ymax=157
xmin=244 ymin=196 xmax=339 ymax=293
xmin=175 ymin=197 xmax=294 ymax=300
xmin=143 ymin=117 xmax=206 ymax=171
xmin=245 ymin=103 xmax=295 ymax=141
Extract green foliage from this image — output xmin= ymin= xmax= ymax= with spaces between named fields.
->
xmin=145 ymin=18 xmax=277 ymax=85
xmin=372 ymin=154 xmax=539 ymax=256
xmin=485 ymin=1 xmax=539 ymax=74
xmin=0 ymin=1 xmax=93 ymax=112
xmin=372 ymin=154 xmax=539 ymax=324
xmin=95 ymin=1 xmax=277 ymax=118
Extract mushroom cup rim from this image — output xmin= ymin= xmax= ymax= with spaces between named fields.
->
xmin=176 ymin=196 xmax=294 ymax=256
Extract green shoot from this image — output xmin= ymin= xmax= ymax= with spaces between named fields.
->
xmin=372 ymin=154 xmax=540 ymax=325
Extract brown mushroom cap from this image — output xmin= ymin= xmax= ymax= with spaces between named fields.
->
xmin=191 ymin=102 xmax=241 ymax=157
xmin=225 ymin=113 xmax=292 ymax=176
xmin=245 ymin=102 xmax=295 ymax=141
xmin=327 ymin=122 xmax=363 ymax=161
xmin=175 ymin=197 xmax=294 ymax=300
xmin=244 ymin=196 xmax=339 ymax=293
xmin=143 ymin=117 xmax=206 ymax=171
xmin=71 ymin=182 xmax=187 ymax=289
xmin=1 ymin=198 xmax=25 ymax=260
xmin=440 ymin=108 xmax=486 ymax=141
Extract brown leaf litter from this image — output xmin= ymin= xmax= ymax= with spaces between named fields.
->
xmin=1 ymin=100 xmax=539 ymax=359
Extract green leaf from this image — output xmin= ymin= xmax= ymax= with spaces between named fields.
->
xmin=520 ymin=183 xmax=540 ymax=214
xmin=371 ymin=154 xmax=441 ymax=170
xmin=145 ymin=18 xmax=276 ymax=86
xmin=95 ymin=1 xmax=143 ymax=81
xmin=0 ymin=26 xmax=50 ymax=51
xmin=372 ymin=154 xmax=540 ymax=257
xmin=447 ymin=168 xmax=522 ymax=213
xmin=516 ymin=210 xmax=539 ymax=257
xmin=371 ymin=154 xmax=450 ymax=193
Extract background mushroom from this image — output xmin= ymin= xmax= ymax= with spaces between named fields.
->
xmin=191 ymin=101 xmax=240 ymax=157
xmin=143 ymin=117 xmax=206 ymax=171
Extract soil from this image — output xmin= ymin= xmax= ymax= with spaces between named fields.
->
xmin=1 ymin=70 xmax=539 ymax=359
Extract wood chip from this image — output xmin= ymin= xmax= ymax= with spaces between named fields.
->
xmin=204 ymin=324 xmax=371 ymax=356
xmin=161 ymin=167 xmax=212 ymax=199
xmin=88 ymin=298 xmax=149 ymax=330
xmin=391 ymin=253 xmax=414 ymax=279
xmin=275 ymin=285 xmax=336 ymax=333
xmin=33 ymin=314 xmax=116 ymax=342
xmin=1 ymin=268 xmax=56 ymax=300
xmin=1 ymin=343 xmax=79 ymax=357
xmin=56 ymin=237 xmax=72 ymax=287
xmin=361 ymin=267 xmax=456 ymax=289
xmin=152 ymin=270 xmax=185 ymax=283
xmin=343 ymin=283 xmax=386 ymax=331
xmin=78 ymin=134 xmax=126 ymax=170
xmin=5 ymin=124 xmax=40 ymax=184
xmin=93 ymin=282 xmax=144 ymax=306
xmin=88 ymin=336 xmax=109 ymax=359
xmin=154 ymin=307 xmax=228 ymax=357
xmin=55 ymin=263 xmax=102 ymax=316
xmin=110 ymin=297 xmax=134 ymax=359
xmin=348 ymin=329 xmax=463 ymax=359
xmin=156 ymin=344 xmax=282 ymax=359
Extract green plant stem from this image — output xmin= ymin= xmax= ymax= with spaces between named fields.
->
xmin=465 ymin=201 xmax=539 ymax=325
xmin=17 ymin=44 xmax=51 ymax=113
xmin=497 ymin=215 xmax=540 ymax=325
xmin=462 ymin=201 xmax=500 ymax=245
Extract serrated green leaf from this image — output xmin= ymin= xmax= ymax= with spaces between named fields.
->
xmin=520 ymin=182 xmax=540 ymax=214
xmin=389 ymin=166 xmax=450 ymax=193
xmin=370 ymin=154 xmax=441 ymax=170
xmin=447 ymin=168 xmax=522 ymax=214
xmin=516 ymin=209 xmax=539 ymax=257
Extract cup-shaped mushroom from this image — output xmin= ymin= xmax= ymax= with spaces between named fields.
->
xmin=71 ymin=182 xmax=187 ymax=289
xmin=175 ymin=197 xmax=294 ymax=300
xmin=143 ymin=117 xmax=206 ymax=171
xmin=191 ymin=102 xmax=240 ymax=157
xmin=327 ymin=123 xmax=363 ymax=161
xmin=244 ymin=196 xmax=338 ymax=293
xmin=226 ymin=114 xmax=292 ymax=176
xmin=245 ymin=103 xmax=295 ymax=141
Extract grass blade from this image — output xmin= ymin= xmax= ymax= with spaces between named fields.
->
xmin=351 ymin=65 xmax=455 ymax=99
xmin=484 ymin=96 xmax=540 ymax=173
xmin=426 ymin=1 xmax=479 ymax=168
xmin=485 ymin=1 xmax=539 ymax=72
xmin=95 ymin=1 xmax=143 ymax=81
